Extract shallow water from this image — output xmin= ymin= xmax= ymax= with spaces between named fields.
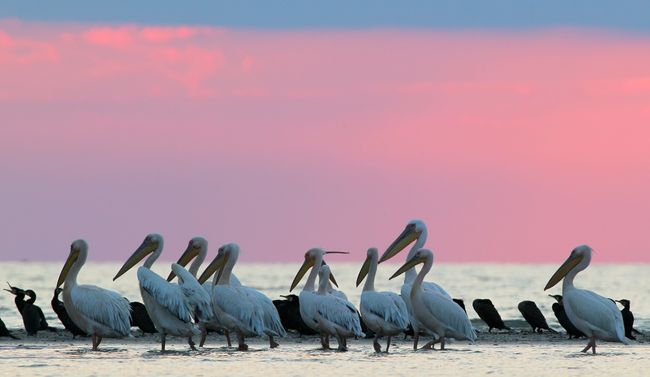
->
xmin=1 ymin=262 xmax=649 ymax=376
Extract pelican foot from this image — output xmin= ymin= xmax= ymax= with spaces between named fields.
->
xmin=337 ymin=346 xmax=348 ymax=352
xmin=373 ymin=340 xmax=381 ymax=353
xmin=188 ymin=337 xmax=197 ymax=351
xmin=238 ymin=344 xmax=249 ymax=351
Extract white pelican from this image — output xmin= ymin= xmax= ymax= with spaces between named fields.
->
xmin=198 ymin=243 xmax=277 ymax=350
xmin=113 ymin=234 xmax=213 ymax=351
xmin=56 ymin=239 xmax=131 ymax=350
xmin=290 ymin=248 xmax=363 ymax=351
xmin=544 ymin=245 xmax=629 ymax=354
xmin=166 ymin=237 xmax=240 ymax=347
xmin=357 ymin=247 xmax=409 ymax=352
xmin=390 ymin=248 xmax=476 ymax=350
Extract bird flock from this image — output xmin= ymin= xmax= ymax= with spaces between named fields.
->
xmin=0 ymin=220 xmax=641 ymax=355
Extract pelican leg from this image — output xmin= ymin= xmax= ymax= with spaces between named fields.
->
xmin=372 ymin=335 xmax=381 ymax=353
xmin=320 ymin=334 xmax=330 ymax=350
xmin=269 ymin=335 xmax=279 ymax=348
xmin=199 ymin=326 xmax=207 ymax=347
xmin=188 ymin=336 xmax=197 ymax=351
xmin=91 ymin=334 xmax=98 ymax=351
xmin=385 ymin=336 xmax=392 ymax=353
xmin=413 ymin=333 xmax=419 ymax=350
xmin=161 ymin=333 xmax=166 ymax=352
xmin=336 ymin=335 xmax=347 ymax=352
xmin=237 ymin=332 xmax=248 ymax=351
xmin=225 ymin=330 xmax=232 ymax=347
xmin=581 ymin=337 xmax=596 ymax=354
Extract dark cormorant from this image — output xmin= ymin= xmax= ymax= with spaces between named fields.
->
xmin=616 ymin=299 xmax=637 ymax=341
xmin=51 ymin=288 xmax=87 ymax=337
xmin=472 ymin=299 xmax=510 ymax=332
xmin=272 ymin=294 xmax=317 ymax=335
xmin=517 ymin=300 xmax=556 ymax=333
xmin=130 ymin=301 xmax=157 ymax=334
xmin=0 ymin=317 xmax=18 ymax=339
xmin=549 ymin=294 xmax=585 ymax=338
xmin=5 ymin=284 xmax=54 ymax=335
xmin=453 ymin=298 xmax=467 ymax=313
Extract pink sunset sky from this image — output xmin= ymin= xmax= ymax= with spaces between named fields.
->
xmin=1 ymin=19 xmax=650 ymax=263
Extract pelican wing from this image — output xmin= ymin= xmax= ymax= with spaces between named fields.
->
xmin=315 ymin=295 xmax=364 ymax=337
xmin=243 ymin=287 xmax=286 ymax=337
xmin=137 ymin=267 xmax=193 ymax=322
xmin=423 ymin=281 xmax=452 ymax=300
xmin=171 ymin=263 xmax=214 ymax=322
xmin=71 ymin=284 xmax=131 ymax=335
xmin=421 ymin=290 xmax=476 ymax=341
xmin=361 ymin=291 xmax=409 ymax=329
xmin=214 ymin=286 xmax=265 ymax=336
xmin=566 ymin=289 xmax=628 ymax=343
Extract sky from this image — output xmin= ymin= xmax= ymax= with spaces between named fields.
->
xmin=1 ymin=3 xmax=650 ymax=263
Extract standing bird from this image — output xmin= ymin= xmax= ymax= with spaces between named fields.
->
xmin=289 ymin=248 xmax=362 ymax=351
xmin=129 ymin=301 xmax=157 ymax=334
xmin=378 ymin=220 xmax=453 ymax=349
xmin=51 ymin=287 xmax=87 ymax=337
xmin=5 ymin=285 xmax=54 ymax=335
xmin=549 ymin=295 xmax=585 ymax=339
xmin=391 ymin=249 xmax=476 ymax=350
xmin=272 ymin=295 xmax=318 ymax=335
xmin=544 ymin=245 xmax=629 ymax=354
xmin=517 ymin=301 xmax=555 ymax=333
xmin=357 ymin=247 xmax=409 ymax=352
xmin=56 ymin=240 xmax=131 ymax=350
xmin=0 ymin=316 xmax=18 ymax=339
xmin=472 ymin=299 xmax=510 ymax=332
xmin=113 ymin=234 xmax=212 ymax=352
xmin=198 ymin=243 xmax=281 ymax=350
xmin=616 ymin=299 xmax=636 ymax=341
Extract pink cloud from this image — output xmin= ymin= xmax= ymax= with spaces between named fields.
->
xmin=1 ymin=21 xmax=650 ymax=263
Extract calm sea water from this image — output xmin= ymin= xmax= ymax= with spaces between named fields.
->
xmin=1 ymin=262 xmax=649 ymax=376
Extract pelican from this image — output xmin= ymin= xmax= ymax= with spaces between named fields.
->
xmin=356 ymin=247 xmax=409 ymax=352
xmin=56 ymin=239 xmax=131 ymax=350
xmin=290 ymin=248 xmax=363 ymax=351
xmin=378 ymin=220 xmax=452 ymax=348
xmin=198 ymin=243 xmax=278 ymax=350
xmin=390 ymin=248 xmax=476 ymax=350
xmin=544 ymin=245 xmax=629 ymax=353
xmin=113 ymin=234 xmax=213 ymax=351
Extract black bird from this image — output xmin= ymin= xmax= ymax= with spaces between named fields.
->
xmin=272 ymin=294 xmax=317 ymax=335
xmin=517 ymin=300 xmax=556 ymax=333
xmin=0 ymin=316 xmax=18 ymax=339
xmin=5 ymin=284 xmax=54 ymax=335
xmin=51 ymin=288 xmax=87 ymax=338
xmin=549 ymin=294 xmax=585 ymax=339
xmin=616 ymin=299 xmax=636 ymax=341
xmin=130 ymin=301 xmax=157 ymax=334
xmin=472 ymin=299 xmax=510 ymax=332
xmin=453 ymin=298 xmax=467 ymax=313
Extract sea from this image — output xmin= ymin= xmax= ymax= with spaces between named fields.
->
xmin=0 ymin=262 xmax=648 ymax=376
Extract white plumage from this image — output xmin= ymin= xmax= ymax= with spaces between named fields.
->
xmin=56 ymin=239 xmax=131 ymax=350
xmin=545 ymin=245 xmax=629 ymax=353
xmin=391 ymin=248 xmax=475 ymax=350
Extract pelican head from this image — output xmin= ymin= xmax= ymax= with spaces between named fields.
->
xmin=289 ymin=248 xmax=347 ymax=292
xmin=379 ymin=219 xmax=426 ymax=264
xmin=356 ymin=247 xmax=378 ymax=287
xmin=197 ymin=243 xmax=238 ymax=284
xmin=56 ymin=239 xmax=88 ymax=288
xmin=167 ymin=236 xmax=207 ymax=281
xmin=389 ymin=248 xmax=432 ymax=280
xmin=113 ymin=233 xmax=163 ymax=280
xmin=544 ymin=245 xmax=592 ymax=291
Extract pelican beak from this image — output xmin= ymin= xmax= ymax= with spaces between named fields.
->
xmin=57 ymin=248 xmax=81 ymax=288
xmin=197 ymin=253 xmax=227 ymax=285
xmin=290 ymin=258 xmax=315 ymax=292
xmin=389 ymin=254 xmax=426 ymax=280
xmin=379 ymin=225 xmax=420 ymax=263
xmin=356 ymin=255 xmax=372 ymax=287
xmin=167 ymin=242 xmax=199 ymax=282
xmin=320 ymin=260 xmax=339 ymax=288
xmin=113 ymin=238 xmax=159 ymax=281
xmin=544 ymin=253 xmax=584 ymax=290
